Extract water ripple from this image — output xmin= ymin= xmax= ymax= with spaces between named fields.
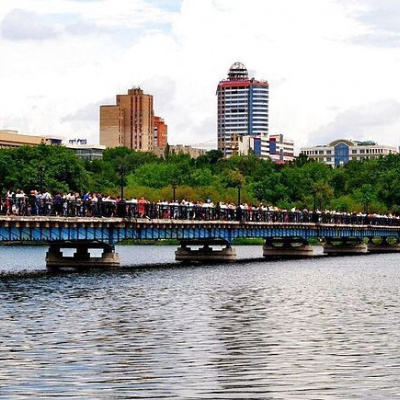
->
xmin=1 ymin=247 xmax=400 ymax=398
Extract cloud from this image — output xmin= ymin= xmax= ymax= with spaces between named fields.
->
xmin=62 ymin=98 xmax=114 ymax=122
xmin=351 ymin=0 xmax=400 ymax=47
xmin=2 ymin=0 xmax=400 ymax=151
xmin=66 ymin=20 xmax=110 ymax=36
xmin=0 ymin=9 xmax=59 ymax=41
xmin=308 ymin=100 xmax=400 ymax=146
xmin=145 ymin=0 xmax=183 ymax=12
xmin=353 ymin=32 xmax=400 ymax=47
xmin=356 ymin=0 xmax=400 ymax=33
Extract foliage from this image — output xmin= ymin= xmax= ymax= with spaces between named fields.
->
xmin=2 ymin=145 xmax=400 ymax=214
xmin=0 ymin=145 xmax=88 ymax=194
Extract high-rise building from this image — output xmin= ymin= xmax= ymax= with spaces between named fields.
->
xmin=217 ymin=62 xmax=269 ymax=157
xmin=100 ymin=87 xmax=155 ymax=151
xmin=153 ymin=116 xmax=168 ymax=148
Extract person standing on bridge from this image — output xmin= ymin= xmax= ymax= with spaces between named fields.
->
xmin=138 ymin=197 xmax=148 ymax=218
xmin=6 ymin=188 xmax=14 ymax=215
xmin=53 ymin=192 xmax=63 ymax=216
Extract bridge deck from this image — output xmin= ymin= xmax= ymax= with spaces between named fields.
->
xmin=0 ymin=216 xmax=399 ymax=244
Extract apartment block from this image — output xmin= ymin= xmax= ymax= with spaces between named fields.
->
xmin=100 ymin=87 xmax=165 ymax=152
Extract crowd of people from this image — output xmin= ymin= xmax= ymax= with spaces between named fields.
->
xmin=1 ymin=188 xmax=400 ymax=226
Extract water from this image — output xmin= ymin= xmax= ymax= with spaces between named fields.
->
xmin=1 ymin=245 xmax=400 ymax=398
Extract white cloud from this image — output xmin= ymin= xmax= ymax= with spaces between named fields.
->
xmin=1 ymin=9 xmax=59 ymax=41
xmin=307 ymin=99 xmax=400 ymax=146
xmin=1 ymin=0 xmax=400 ymax=151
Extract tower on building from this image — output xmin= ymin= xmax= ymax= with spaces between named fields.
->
xmin=217 ymin=62 xmax=269 ymax=157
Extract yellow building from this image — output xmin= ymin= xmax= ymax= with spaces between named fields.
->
xmin=0 ymin=130 xmax=62 ymax=148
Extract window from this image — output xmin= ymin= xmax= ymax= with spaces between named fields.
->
xmin=334 ymin=143 xmax=350 ymax=167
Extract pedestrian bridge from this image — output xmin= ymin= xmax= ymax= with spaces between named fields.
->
xmin=1 ymin=215 xmax=400 ymax=269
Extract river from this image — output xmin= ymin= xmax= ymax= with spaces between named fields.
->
xmin=1 ymin=245 xmax=399 ymax=399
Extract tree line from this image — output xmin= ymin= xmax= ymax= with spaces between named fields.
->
xmin=1 ymin=144 xmax=400 ymax=214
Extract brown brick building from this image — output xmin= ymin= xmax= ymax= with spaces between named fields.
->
xmin=100 ymin=88 xmax=160 ymax=151
xmin=153 ymin=116 xmax=168 ymax=148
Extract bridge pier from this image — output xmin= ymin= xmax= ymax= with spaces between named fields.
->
xmin=46 ymin=241 xmax=120 ymax=271
xmin=323 ymin=237 xmax=368 ymax=256
xmin=175 ymin=239 xmax=236 ymax=263
xmin=263 ymin=237 xmax=314 ymax=259
xmin=367 ymin=237 xmax=400 ymax=253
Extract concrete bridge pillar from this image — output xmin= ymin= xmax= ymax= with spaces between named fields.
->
xmin=367 ymin=237 xmax=400 ymax=253
xmin=323 ymin=237 xmax=367 ymax=256
xmin=263 ymin=237 xmax=313 ymax=259
xmin=175 ymin=239 xmax=236 ymax=263
xmin=46 ymin=241 xmax=120 ymax=271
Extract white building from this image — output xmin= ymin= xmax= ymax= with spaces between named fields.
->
xmin=67 ymin=139 xmax=106 ymax=161
xmin=238 ymin=133 xmax=295 ymax=162
xmin=268 ymin=134 xmax=295 ymax=163
xmin=300 ymin=139 xmax=398 ymax=167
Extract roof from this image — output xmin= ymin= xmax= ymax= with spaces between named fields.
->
xmin=228 ymin=61 xmax=249 ymax=80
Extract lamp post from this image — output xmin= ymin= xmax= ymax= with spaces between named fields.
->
xmin=237 ymin=182 xmax=241 ymax=206
xmin=311 ymin=189 xmax=317 ymax=223
xmin=171 ymin=180 xmax=177 ymax=203
xmin=312 ymin=190 xmax=316 ymax=213
xmin=256 ymin=187 xmax=264 ymax=203
xmin=118 ymin=165 xmax=126 ymax=200
xmin=38 ymin=165 xmax=45 ymax=193
xmin=363 ymin=196 xmax=369 ymax=214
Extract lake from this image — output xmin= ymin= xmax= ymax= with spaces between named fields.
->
xmin=0 ymin=245 xmax=399 ymax=399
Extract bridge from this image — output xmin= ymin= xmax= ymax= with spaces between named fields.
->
xmin=1 ymin=212 xmax=400 ymax=270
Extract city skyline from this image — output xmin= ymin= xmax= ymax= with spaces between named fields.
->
xmin=1 ymin=1 xmax=400 ymax=151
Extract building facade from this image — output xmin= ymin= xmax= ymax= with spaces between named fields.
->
xmin=100 ymin=88 xmax=159 ymax=152
xmin=0 ymin=130 xmax=62 ymax=148
xmin=268 ymin=134 xmax=295 ymax=163
xmin=99 ymin=106 xmax=124 ymax=148
xmin=217 ymin=62 xmax=269 ymax=157
xmin=67 ymin=139 xmax=105 ymax=161
xmin=153 ymin=116 xmax=168 ymax=148
xmin=152 ymin=144 xmax=206 ymax=159
xmin=238 ymin=133 xmax=295 ymax=162
xmin=300 ymin=139 xmax=398 ymax=167
xmin=169 ymin=145 xmax=206 ymax=159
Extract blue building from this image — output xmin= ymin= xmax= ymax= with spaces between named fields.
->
xmin=217 ymin=62 xmax=269 ymax=157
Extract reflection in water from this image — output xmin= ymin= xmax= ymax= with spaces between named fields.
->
xmin=1 ymin=246 xmax=400 ymax=398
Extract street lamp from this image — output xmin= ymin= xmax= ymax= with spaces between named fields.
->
xmin=118 ymin=165 xmax=126 ymax=200
xmin=256 ymin=187 xmax=264 ymax=203
xmin=171 ymin=180 xmax=177 ymax=203
xmin=237 ymin=182 xmax=241 ymax=206
xmin=312 ymin=190 xmax=316 ymax=213
xmin=38 ymin=165 xmax=45 ymax=193
xmin=311 ymin=189 xmax=317 ymax=223
xmin=363 ymin=195 xmax=369 ymax=214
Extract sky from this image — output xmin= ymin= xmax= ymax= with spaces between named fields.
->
xmin=1 ymin=0 xmax=400 ymax=152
